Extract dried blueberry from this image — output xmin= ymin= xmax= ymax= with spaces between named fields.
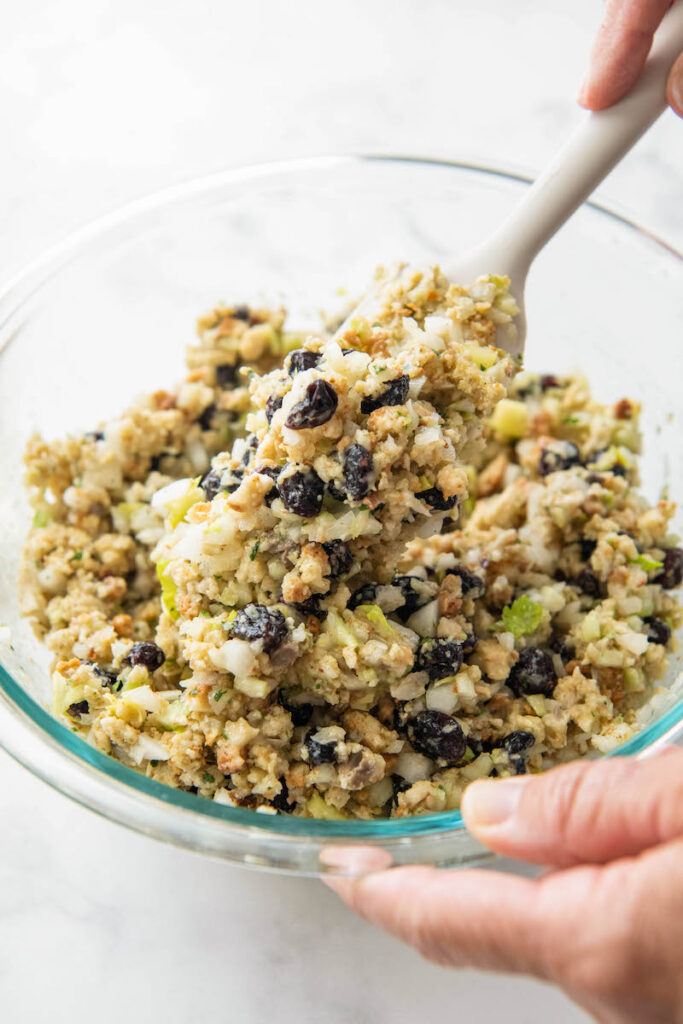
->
xmin=322 ymin=539 xmax=353 ymax=578
xmin=579 ymin=538 xmax=597 ymax=561
xmin=644 ymin=617 xmax=671 ymax=645
xmin=231 ymin=305 xmax=250 ymax=321
xmin=198 ymin=403 xmax=217 ymax=430
xmin=406 ymin=710 xmax=466 ymax=765
xmin=416 ymin=487 xmax=458 ymax=511
xmin=278 ymin=469 xmax=324 ymax=517
xmin=216 ymin=363 xmax=238 ymax=387
xmin=342 ymin=443 xmax=375 ymax=500
xmin=655 ymin=548 xmax=683 ymax=590
xmin=414 ymin=638 xmax=464 ymax=681
xmin=285 ymin=380 xmax=338 ymax=430
xmin=391 ymin=774 xmax=412 ymax=800
xmin=66 ymin=699 xmax=90 ymax=719
xmin=124 ymin=641 xmax=166 ymax=672
xmin=510 ymin=757 xmax=528 ymax=776
xmin=277 ymin=690 xmax=314 ymax=727
xmin=502 ymin=730 xmax=535 ymax=755
xmin=230 ymin=604 xmax=287 ymax=654
xmin=538 ymin=440 xmax=581 ymax=477
xmin=348 ymin=583 xmax=378 ymax=610
xmin=265 ymin=394 xmax=284 ymax=423
xmin=507 ymin=647 xmax=556 ymax=697
xmin=304 ymin=730 xmax=337 ymax=765
xmin=287 ymin=349 xmax=322 ymax=375
xmin=574 ymin=568 xmax=603 ymax=598
xmin=360 ymin=374 xmax=410 ymax=414
xmin=449 ymin=567 xmax=486 ymax=598
xmin=85 ymin=430 xmax=105 ymax=442
xmin=149 ymin=454 xmax=163 ymax=472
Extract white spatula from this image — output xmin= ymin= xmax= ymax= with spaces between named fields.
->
xmin=346 ymin=3 xmax=683 ymax=357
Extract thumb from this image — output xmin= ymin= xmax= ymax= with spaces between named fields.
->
xmin=461 ymin=747 xmax=683 ymax=866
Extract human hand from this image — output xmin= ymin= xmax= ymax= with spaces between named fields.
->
xmin=579 ymin=0 xmax=683 ymax=116
xmin=325 ymin=749 xmax=683 ymax=1024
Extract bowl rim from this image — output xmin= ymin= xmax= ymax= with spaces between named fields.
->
xmin=1 ymin=152 xmax=682 ymax=848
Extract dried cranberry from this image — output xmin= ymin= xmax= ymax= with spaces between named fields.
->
xmin=277 ymin=690 xmax=314 ymax=727
xmin=200 ymin=468 xmax=225 ymax=501
xmin=550 ymin=636 xmax=575 ymax=664
xmin=538 ymin=441 xmax=581 ymax=476
xmin=216 ymin=363 xmax=238 ymax=387
xmin=360 ymin=374 xmax=410 ymax=414
xmin=644 ymin=617 xmax=671 ymax=645
xmin=198 ymin=403 xmax=217 ymax=430
xmin=392 ymin=576 xmax=436 ymax=622
xmin=406 ymin=710 xmax=466 ymax=765
xmin=414 ymin=638 xmax=464 ymax=681
xmin=285 ymin=380 xmax=338 ymax=429
xmin=230 ymin=604 xmax=287 ymax=654
xmin=348 ymin=583 xmax=378 ymax=610
xmin=574 ymin=568 xmax=603 ymax=598
xmin=507 ymin=648 xmax=556 ymax=697
xmin=342 ymin=443 xmax=374 ymax=500
xmin=416 ymin=487 xmax=458 ymax=511
xmin=322 ymin=539 xmax=353 ymax=578
xmin=88 ymin=662 xmax=119 ymax=689
xmin=448 ymin=567 xmax=486 ymax=598
xmin=278 ymin=469 xmax=324 ymax=517
xmin=265 ymin=394 xmax=284 ymax=423
xmin=66 ymin=700 xmax=90 ymax=719
xmin=124 ymin=642 xmax=165 ymax=672
xmin=270 ymin=778 xmax=294 ymax=812
xmin=231 ymin=305 xmax=250 ymax=321
xmin=540 ymin=375 xmax=560 ymax=391
xmin=290 ymin=595 xmax=327 ymax=621
xmin=502 ymin=730 xmax=535 ymax=755
xmin=287 ymin=349 xmax=322 ymax=375
xmin=304 ymin=730 xmax=338 ymax=765
xmin=655 ymin=548 xmax=683 ymax=589
xmin=579 ymin=538 xmax=597 ymax=561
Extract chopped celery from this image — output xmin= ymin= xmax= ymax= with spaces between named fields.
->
xmin=500 ymin=595 xmax=543 ymax=638
xmin=489 ymin=399 xmax=528 ymax=439
xmin=628 ymin=554 xmax=663 ymax=573
xmin=526 ymin=694 xmax=547 ymax=716
xmin=463 ymin=341 xmax=498 ymax=370
xmin=32 ymin=508 xmax=50 ymax=528
xmin=156 ymin=560 xmax=179 ymax=620
xmin=307 ymin=793 xmax=348 ymax=820
xmin=325 ymin=611 xmax=360 ymax=650
xmin=355 ymin=604 xmax=396 ymax=638
xmin=167 ymin=483 xmax=204 ymax=529
xmin=580 ymin=610 xmax=601 ymax=642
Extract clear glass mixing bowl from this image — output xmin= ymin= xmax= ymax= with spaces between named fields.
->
xmin=1 ymin=156 xmax=682 ymax=875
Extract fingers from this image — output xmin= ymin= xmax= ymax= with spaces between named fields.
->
xmin=461 ymin=748 xmax=683 ymax=866
xmin=667 ymin=50 xmax=683 ymax=114
xmin=578 ymin=0 xmax=673 ymax=110
xmin=325 ymin=861 xmax=603 ymax=977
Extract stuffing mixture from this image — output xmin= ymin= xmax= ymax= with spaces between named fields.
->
xmin=21 ymin=267 xmax=682 ymax=819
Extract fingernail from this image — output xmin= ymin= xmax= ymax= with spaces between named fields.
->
xmin=461 ymin=777 xmax=528 ymax=829
xmin=667 ymin=59 xmax=683 ymax=117
xmin=577 ymin=76 xmax=590 ymax=107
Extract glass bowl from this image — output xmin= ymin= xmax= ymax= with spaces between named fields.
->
xmin=1 ymin=156 xmax=682 ymax=876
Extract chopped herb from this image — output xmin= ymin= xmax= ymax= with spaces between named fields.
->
xmin=500 ymin=594 xmax=544 ymax=638
xmin=69 ymin=550 xmax=83 ymax=561
xmin=213 ymin=690 xmax=226 ymax=702
xmin=563 ymin=415 xmax=580 ymax=425
xmin=202 ymin=772 xmax=214 ymax=784
xmin=250 ymin=541 xmax=260 ymax=561
xmin=32 ymin=508 xmax=50 ymax=528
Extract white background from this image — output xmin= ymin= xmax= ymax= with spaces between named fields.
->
xmin=1 ymin=2 xmax=681 ymax=1021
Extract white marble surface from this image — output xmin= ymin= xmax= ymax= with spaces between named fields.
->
xmin=1 ymin=2 xmax=680 ymax=1021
